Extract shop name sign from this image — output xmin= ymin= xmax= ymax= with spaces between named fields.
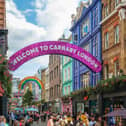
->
xmin=9 ymin=41 xmax=102 ymax=72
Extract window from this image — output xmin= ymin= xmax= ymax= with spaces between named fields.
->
xmin=104 ymin=65 xmax=109 ymax=79
xmin=93 ymin=7 xmax=98 ymax=28
xmin=105 ymin=32 xmax=109 ymax=49
xmin=80 ymin=44 xmax=90 ymax=66
xmin=81 ymin=18 xmax=90 ymax=37
xmin=80 ymin=72 xmax=90 ymax=88
xmin=114 ymin=60 xmax=119 ymax=76
xmin=56 ymin=66 xmax=58 ymax=76
xmin=68 ymin=67 xmax=70 ymax=80
xmin=75 ymin=78 xmax=78 ymax=90
xmin=75 ymin=61 xmax=78 ymax=69
xmin=74 ymin=34 xmax=78 ymax=43
xmin=64 ymin=69 xmax=67 ymax=81
xmin=115 ymin=0 xmax=119 ymax=7
xmin=64 ymin=56 xmax=67 ymax=65
xmin=68 ymin=86 xmax=70 ymax=94
xmin=93 ymin=36 xmax=98 ymax=57
xmin=64 ymin=86 xmax=67 ymax=95
xmin=115 ymin=25 xmax=119 ymax=44
xmin=54 ymin=68 xmax=56 ymax=78
xmin=105 ymin=5 xmax=108 ymax=17
xmin=67 ymin=57 xmax=70 ymax=62
xmin=93 ymin=73 xmax=99 ymax=87
xmin=54 ymin=85 xmax=56 ymax=96
xmin=84 ymin=44 xmax=90 ymax=52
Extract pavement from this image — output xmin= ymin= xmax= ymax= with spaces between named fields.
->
xmin=32 ymin=120 xmax=47 ymax=126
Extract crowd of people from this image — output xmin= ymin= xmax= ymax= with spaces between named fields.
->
xmin=47 ymin=112 xmax=103 ymax=126
xmin=0 ymin=110 xmax=125 ymax=126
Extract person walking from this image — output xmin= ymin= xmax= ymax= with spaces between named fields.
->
xmin=10 ymin=111 xmax=15 ymax=126
xmin=0 ymin=116 xmax=9 ymax=126
xmin=95 ymin=116 xmax=102 ymax=126
xmin=47 ymin=115 xmax=54 ymax=126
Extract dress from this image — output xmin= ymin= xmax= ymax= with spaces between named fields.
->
xmin=47 ymin=119 xmax=54 ymax=126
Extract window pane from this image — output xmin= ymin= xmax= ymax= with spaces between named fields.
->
xmin=115 ymin=25 xmax=119 ymax=44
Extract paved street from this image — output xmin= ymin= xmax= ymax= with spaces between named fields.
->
xmin=32 ymin=120 xmax=47 ymax=126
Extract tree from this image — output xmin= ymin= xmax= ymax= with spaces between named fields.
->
xmin=22 ymin=89 xmax=33 ymax=106
xmin=0 ymin=54 xmax=12 ymax=97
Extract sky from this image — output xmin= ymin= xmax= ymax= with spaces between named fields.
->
xmin=6 ymin=0 xmax=82 ymax=79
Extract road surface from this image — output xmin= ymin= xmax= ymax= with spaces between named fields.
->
xmin=32 ymin=120 xmax=47 ymax=126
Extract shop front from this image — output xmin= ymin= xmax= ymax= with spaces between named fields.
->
xmin=61 ymin=97 xmax=72 ymax=115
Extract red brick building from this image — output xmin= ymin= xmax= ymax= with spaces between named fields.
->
xmin=49 ymin=54 xmax=61 ymax=112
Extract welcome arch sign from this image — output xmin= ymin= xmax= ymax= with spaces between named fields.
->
xmin=8 ymin=41 xmax=102 ymax=72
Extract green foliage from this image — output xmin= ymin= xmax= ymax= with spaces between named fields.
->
xmin=61 ymin=75 xmax=126 ymax=100
xmin=0 ymin=55 xmax=12 ymax=97
xmin=22 ymin=89 xmax=33 ymax=106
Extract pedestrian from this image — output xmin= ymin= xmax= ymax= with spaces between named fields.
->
xmin=47 ymin=115 xmax=54 ymax=126
xmin=0 ymin=116 xmax=9 ymax=126
xmin=89 ymin=116 xmax=96 ymax=126
xmin=10 ymin=111 xmax=15 ymax=126
xmin=95 ymin=116 xmax=102 ymax=126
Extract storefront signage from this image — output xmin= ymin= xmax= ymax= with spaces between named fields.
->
xmin=9 ymin=41 xmax=102 ymax=72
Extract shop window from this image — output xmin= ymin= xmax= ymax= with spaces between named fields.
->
xmin=81 ymin=18 xmax=90 ymax=37
xmin=114 ymin=60 xmax=119 ymax=77
xmin=115 ymin=25 xmax=119 ymax=44
xmin=104 ymin=64 xmax=109 ymax=79
xmin=105 ymin=32 xmax=109 ymax=49
xmin=80 ymin=72 xmax=90 ymax=88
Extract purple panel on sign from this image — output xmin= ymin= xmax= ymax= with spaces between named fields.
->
xmin=8 ymin=41 xmax=102 ymax=72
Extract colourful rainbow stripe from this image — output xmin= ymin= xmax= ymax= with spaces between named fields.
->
xmin=19 ymin=76 xmax=44 ymax=90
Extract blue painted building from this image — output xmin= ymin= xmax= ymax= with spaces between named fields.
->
xmin=70 ymin=0 xmax=102 ymax=92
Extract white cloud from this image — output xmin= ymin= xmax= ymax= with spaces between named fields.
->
xmin=6 ymin=0 xmax=48 ymax=78
xmin=35 ymin=0 xmax=47 ymax=9
xmin=6 ymin=0 xmax=46 ymax=56
xmin=7 ymin=0 xmax=80 ymax=78
xmin=35 ymin=0 xmax=79 ymax=40
xmin=23 ymin=9 xmax=34 ymax=14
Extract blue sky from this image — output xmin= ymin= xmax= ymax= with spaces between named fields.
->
xmin=7 ymin=0 xmax=81 ymax=79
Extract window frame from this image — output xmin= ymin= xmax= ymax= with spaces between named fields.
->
xmin=114 ymin=25 xmax=119 ymax=44
xmin=105 ymin=32 xmax=109 ymax=50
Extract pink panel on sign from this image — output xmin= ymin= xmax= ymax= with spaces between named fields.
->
xmin=8 ymin=41 xmax=102 ymax=72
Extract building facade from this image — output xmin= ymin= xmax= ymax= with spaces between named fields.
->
xmin=0 ymin=0 xmax=8 ymax=116
xmin=12 ymin=77 xmax=20 ymax=95
xmin=101 ymin=0 xmax=126 ymax=118
xmin=41 ymin=68 xmax=47 ymax=100
xmin=49 ymin=54 xmax=61 ymax=112
xmin=70 ymin=0 xmax=102 ymax=115
xmin=0 ymin=0 xmax=7 ymax=55
xmin=45 ymin=68 xmax=49 ymax=102
xmin=61 ymin=36 xmax=73 ymax=114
